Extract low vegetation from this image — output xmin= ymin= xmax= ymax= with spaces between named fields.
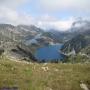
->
xmin=0 ymin=56 xmax=90 ymax=90
xmin=64 ymin=54 xmax=90 ymax=63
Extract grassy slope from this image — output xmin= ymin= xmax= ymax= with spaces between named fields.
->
xmin=0 ymin=57 xmax=90 ymax=90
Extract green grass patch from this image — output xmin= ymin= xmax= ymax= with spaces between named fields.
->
xmin=0 ymin=57 xmax=90 ymax=90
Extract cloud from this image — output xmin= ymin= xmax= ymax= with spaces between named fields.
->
xmin=0 ymin=6 xmax=34 ymax=25
xmin=0 ymin=0 xmax=29 ymax=8
xmin=36 ymin=15 xmax=74 ymax=31
xmin=0 ymin=5 xmax=88 ymax=31
xmin=38 ymin=0 xmax=90 ymax=13
xmin=0 ymin=0 xmax=90 ymax=31
xmin=0 ymin=0 xmax=34 ymax=25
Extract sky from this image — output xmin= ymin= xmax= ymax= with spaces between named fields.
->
xmin=0 ymin=0 xmax=90 ymax=31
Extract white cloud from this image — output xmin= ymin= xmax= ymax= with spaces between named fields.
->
xmin=0 ymin=0 xmax=74 ymax=31
xmin=39 ymin=0 xmax=90 ymax=13
xmin=0 ymin=5 xmax=87 ymax=31
xmin=0 ymin=6 xmax=35 ymax=25
xmin=0 ymin=0 xmax=90 ymax=31
xmin=0 ymin=0 xmax=34 ymax=25
xmin=36 ymin=16 xmax=74 ymax=31
xmin=0 ymin=0 xmax=30 ymax=8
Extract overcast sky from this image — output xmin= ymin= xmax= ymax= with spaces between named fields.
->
xmin=0 ymin=0 xmax=90 ymax=31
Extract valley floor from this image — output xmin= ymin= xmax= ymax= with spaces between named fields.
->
xmin=0 ymin=57 xmax=90 ymax=90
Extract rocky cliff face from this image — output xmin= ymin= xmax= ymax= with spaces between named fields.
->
xmin=61 ymin=29 xmax=90 ymax=55
xmin=61 ymin=34 xmax=88 ymax=54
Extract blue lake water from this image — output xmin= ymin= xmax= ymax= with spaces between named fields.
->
xmin=34 ymin=44 xmax=65 ymax=62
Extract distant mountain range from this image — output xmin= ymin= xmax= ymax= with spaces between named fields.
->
xmin=0 ymin=18 xmax=90 ymax=62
